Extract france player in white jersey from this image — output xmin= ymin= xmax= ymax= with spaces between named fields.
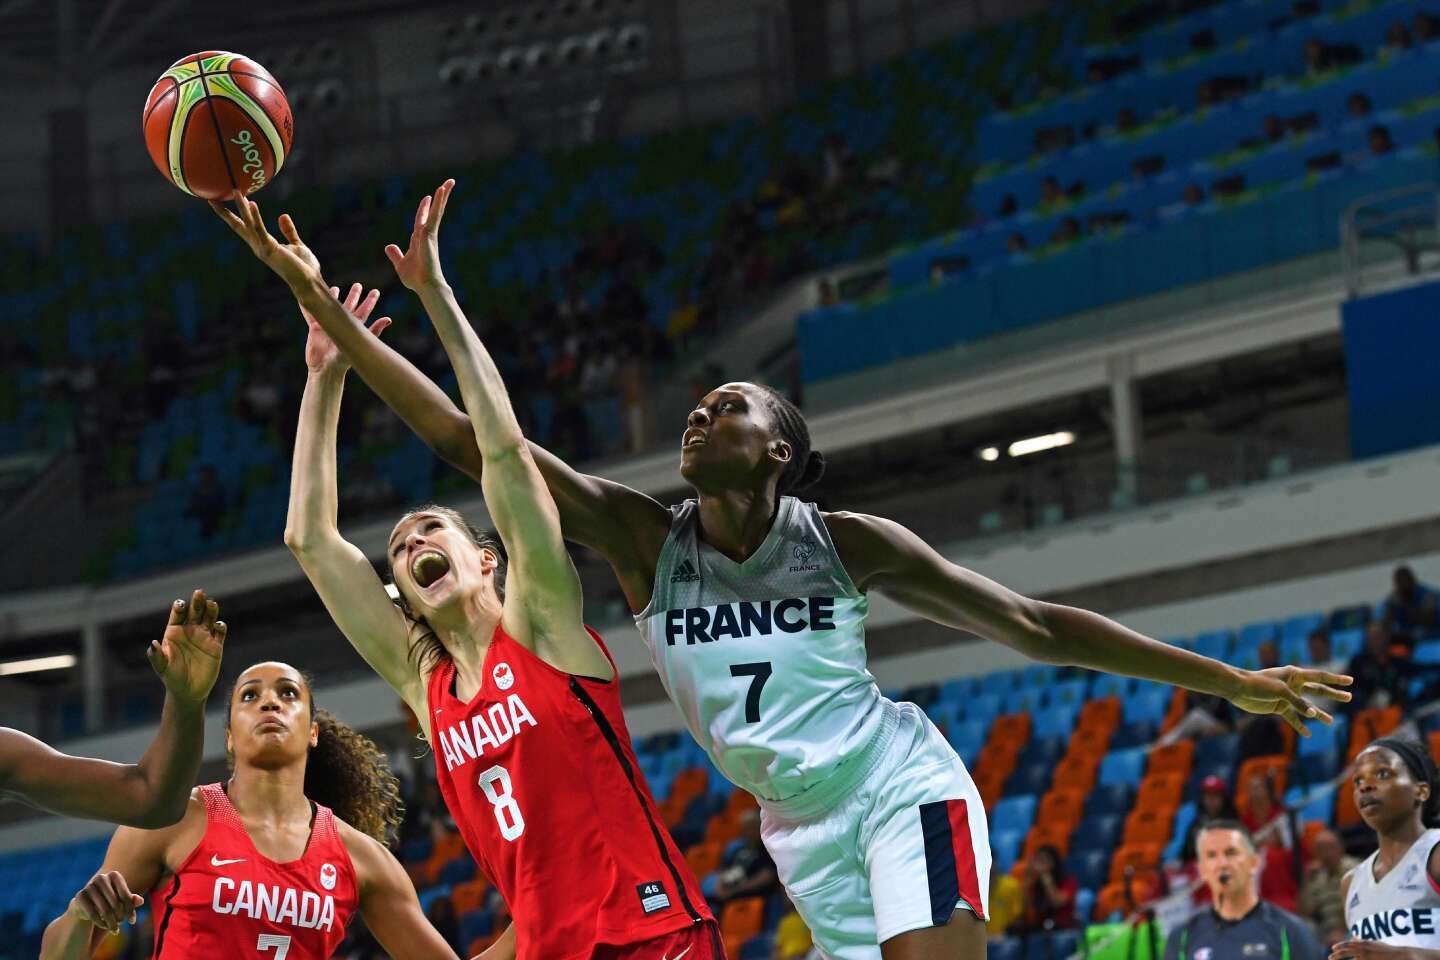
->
xmin=1334 ymin=737 xmax=1440 ymax=958
xmin=278 ymin=182 xmax=1354 ymax=960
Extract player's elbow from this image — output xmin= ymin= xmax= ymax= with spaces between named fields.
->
xmin=126 ymin=777 xmax=191 ymax=829
xmin=1000 ymin=600 xmax=1064 ymax=664
xmin=283 ymin=524 xmax=333 ymax=557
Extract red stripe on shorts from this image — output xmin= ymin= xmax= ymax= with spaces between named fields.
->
xmin=946 ymin=799 xmax=986 ymax=920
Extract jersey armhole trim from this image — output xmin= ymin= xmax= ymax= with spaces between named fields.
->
xmin=633 ymin=502 xmax=688 ymax=622
xmin=1427 ymin=838 xmax=1440 ymax=898
xmin=814 ymin=508 xmax=864 ymax=600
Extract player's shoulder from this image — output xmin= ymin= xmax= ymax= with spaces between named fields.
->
xmin=332 ymin=817 xmax=395 ymax=884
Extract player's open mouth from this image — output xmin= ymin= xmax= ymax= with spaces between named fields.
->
xmin=412 ymin=550 xmax=452 ymax=591
xmin=683 ymin=430 xmax=707 ymax=448
xmin=1358 ymin=796 xmax=1381 ymax=812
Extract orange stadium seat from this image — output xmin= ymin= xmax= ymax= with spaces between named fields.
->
xmin=1123 ymin=806 xmax=1176 ymax=846
xmin=721 ymin=896 xmax=766 ymax=955
xmin=1235 ymin=756 xmax=1289 ymax=815
xmin=1023 ymin=821 xmax=1075 ymax=859
xmin=1336 ymin=777 xmax=1363 ymax=828
xmin=1038 ymin=787 xmax=1088 ymax=829
xmin=1430 ymin=731 xmax=1440 ymax=766
xmin=451 ymin=877 xmax=490 ymax=915
xmin=989 ymin=713 xmax=1031 ymax=748
xmin=1077 ymin=697 xmax=1122 ymax=737
xmin=974 ymin=768 xmax=1009 ymax=809
xmin=1349 ymin=706 xmax=1403 ymax=759
xmin=1145 ymin=741 xmax=1194 ymax=779
xmin=1135 ymin=772 xmax=1186 ymax=811
xmin=671 ymin=768 xmax=709 ymax=801
xmin=1109 ymin=842 xmax=1163 ymax=884
xmin=726 ymin=789 xmax=759 ymax=816
xmin=1051 ymin=753 xmax=1102 ymax=794
xmin=1161 ymin=688 xmax=1188 ymax=734
xmin=685 ymin=840 xmax=723 ymax=877
xmin=705 ymin=811 xmax=742 ymax=846
xmin=1093 ymin=876 xmax=1157 ymax=921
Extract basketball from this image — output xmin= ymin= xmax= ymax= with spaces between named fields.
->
xmin=142 ymin=51 xmax=293 ymax=200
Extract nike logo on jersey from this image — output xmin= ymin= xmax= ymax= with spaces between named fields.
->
xmin=211 ymin=855 xmax=247 ymax=867
xmin=662 ymin=945 xmax=693 ymax=960
xmin=663 ymin=597 xmax=836 ymax=646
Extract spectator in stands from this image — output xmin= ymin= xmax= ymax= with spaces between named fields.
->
xmin=1298 ymin=827 xmax=1357 ymax=944
xmin=1116 ymin=107 xmax=1140 ymax=134
xmin=1199 ymin=74 xmax=1251 ymax=105
xmin=988 ymin=870 xmax=1025 ymax=938
xmin=1241 ymin=772 xmax=1299 ymax=912
xmin=771 ymin=895 xmax=815 ymax=960
xmin=1347 ymin=92 xmax=1373 ymax=119
xmin=1385 ymin=21 xmax=1415 ymax=50
xmin=821 ymin=132 xmax=854 ymax=192
xmin=712 ymin=809 xmax=779 ymax=903
xmin=998 ymin=194 xmax=1019 ymax=218
xmin=1304 ymin=38 xmax=1362 ymax=76
xmin=425 ymin=894 xmax=463 ymax=952
xmin=1007 ymin=232 xmax=1029 ymax=254
xmin=1040 ymin=176 xmax=1064 ymax=211
xmin=1382 ymin=564 xmax=1438 ymax=641
xmin=1183 ymin=183 xmax=1207 ymax=207
xmin=1346 ymin=621 xmax=1418 ymax=713
xmin=1050 ymin=217 xmax=1082 ymax=246
xmin=1184 ymin=775 xmax=1241 ymax=862
xmin=1164 ymin=821 xmax=1325 ymax=960
xmin=1416 ymin=11 xmax=1440 ymax=42
xmin=1368 ymin=125 xmax=1396 ymax=156
xmin=184 ymin=465 xmax=227 ymax=539
xmin=1263 ymin=114 xmax=1287 ymax=144
xmin=1087 ymin=53 xmax=1141 ymax=84
xmin=1308 ymin=629 xmax=1345 ymax=674
xmin=1020 ymin=845 xmax=1078 ymax=932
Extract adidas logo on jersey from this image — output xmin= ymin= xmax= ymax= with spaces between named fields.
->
xmin=670 ymin=560 xmax=701 ymax=584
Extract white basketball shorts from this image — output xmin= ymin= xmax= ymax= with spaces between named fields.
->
xmin=758 ymin=700 xmax=991 ymax=960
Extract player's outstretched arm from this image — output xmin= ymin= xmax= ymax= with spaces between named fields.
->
xmin=41 ymin=804 xmax=181 ymax=958
xmin=346 ymin=826 xmax=463 ymax=960
xmin=0 ymin=591 xmax=223 ymax=828
xmin=827 ymin=511 xmax=1353 ymax=736
xmin=281 ymin=284 xmax=424 ymax=713
xmin=384 ymin=180 xmax=608 ymax=675
xmin=211 ymin=193 xmax=667 ymax=580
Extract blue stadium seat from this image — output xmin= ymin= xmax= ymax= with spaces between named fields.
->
xmin=1414 ymin=640 xmax=1440 ymax=666
xmin=440 ymin=855 xmax=477 ymax=885
xmin=963 ymin=694 xmax=1004 ymax=727
xmin=1193 ymin=631 xmax=1234 ymax=661
xmin=1122 ymin=687 xmax=1170 ymax=726
xmin=1332 ymin=628 xmax=1365 ymax=660
xmin=1086 ymin=784 xmax=1134 ymax=820
xmin=1100 ymin=748 xmax=1147 ymax=787
xmin=1006 ymin=688 xmax=1046 ymax=715
xmin=991 ymin=829 xmax=1025 ymax=873
xmin=989 ymin=939 xmax=1023 ymax=960
xmin=1238 ymin=620 xmax=1280 ymax=648
xmin=1022 ymin=665 xmax=1060 ymax=688
xmin=1033 ymin=706 xmax=1082 ymax=741
xmin=1283 ymin=611 xmax=1327 ymax=639
xmin=1047 ymin=679 xmax=1089 ymax=708
xmin=993 ymin=795 xmax=1039 ymax=835
xmin=1030 ymin=930 xmax=1081 ymax=960
xmin=740 ymin=937 xmax=773 ymax=960
xmin=1110 ymin=720 xmax=1158 ymax=749
xmin=417 ymin=883 xmax=454 ymax=914
xmin=1068 ymin=848 xmax=1112 ymax=890
xmin=1092 ymin=674 xmax=1132 ymax=699
xmin=1071 ymin=814 xmax=1123 ymax=854
xmin=901 ymin=682 xmax=941 ymax=709
xmin=1007 ymin=763 xmax=1053 ymax=797
xmin=460 ymin=908 xmax=494 ymax=944
xmin=1195 ymin=734 xmax=1240 ymax=775
xmin=1020 ymin=735 xmax=1068 ymax=768
xmin=1298 ymin=715 xmax=1347 ymax=757
xmin=1074 ymin=888 xmax=1097 ymax=926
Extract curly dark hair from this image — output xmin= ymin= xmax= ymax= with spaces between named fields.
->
xmin=224 ymin=667 xmax=405 ymax=844
xmin=387 ymin=504 xmax=507 ymax=678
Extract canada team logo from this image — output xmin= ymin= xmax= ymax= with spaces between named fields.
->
xmin=493 ymin=662 xmax=515 ymax=691
xmin=319 ymin=862 xmax=337 ymax=891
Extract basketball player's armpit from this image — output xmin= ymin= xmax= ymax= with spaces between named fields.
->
xmin=476 ymin=922 xmax=516 ymax=960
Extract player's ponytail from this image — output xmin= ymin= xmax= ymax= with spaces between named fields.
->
xmin=304 ymin=705 xmax=406 ymax=844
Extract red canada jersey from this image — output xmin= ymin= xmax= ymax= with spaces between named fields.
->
xmin=150 ymin=783 xmax=359 ymax=959
xmin=427 ymin=625 xmax=711 ymax=960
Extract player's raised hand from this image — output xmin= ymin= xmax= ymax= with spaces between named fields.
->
xmin=209 ymin=193 xmax=323 ymax=293
xmin=1226 ymin=665 xmax=1353 ymax=736
xmin=67 ymin=870 xmax=144 ymax=934
xmin=384 ymin=178 xmax=455 ymax=291
xmin=148 ymin=589 xmax=226 ymax=707
xmin=300 ymin=282 xmax=392 ymax=375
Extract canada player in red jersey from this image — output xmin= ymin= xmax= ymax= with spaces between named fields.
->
xmin=213 ymin=184 xmax=719 ymax=960
xmin=40 ymin=662 xmax=467 ymax=959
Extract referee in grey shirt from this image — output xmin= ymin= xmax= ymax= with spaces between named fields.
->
xmin=1165 ymin=819 xmax=1325 ymax=960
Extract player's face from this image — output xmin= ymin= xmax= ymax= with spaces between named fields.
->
xmin=1196 ymin=828 xmax=1258 ymax=899
xmin=388 ymin=512 xmax=497 ymax=616
xmin=679 ymin=383 xmax=789 ymax=493
xmin=1353 ymin=746 xmax=1428 ymax=832
xmin=227 ymin=663 xmax=317 ymax=768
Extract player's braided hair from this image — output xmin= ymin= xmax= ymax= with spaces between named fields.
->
xmin=224 ymin=668 xmax=405 ymax=844
xmin=754 ymin=385 xmax=826 ymax=495
xmin=1370 ymin=736 xmax=1440 ymax=827
xmin=387 ymin=504 xmax=508 ymax=678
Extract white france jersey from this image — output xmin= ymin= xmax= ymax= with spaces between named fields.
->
xmin=1346 ymin=828 xmax=1440 ymax=946
xmin=634 ymin=497 xmax=885 ymax=803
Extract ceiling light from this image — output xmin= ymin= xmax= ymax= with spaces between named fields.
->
xmin=1008 ymin=431 xmax=1076 ymax=457
xmin=0 ymin=654 xmax=77 ymax=676
xmin=978 ymin=446 xmax=1000 ymax=462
